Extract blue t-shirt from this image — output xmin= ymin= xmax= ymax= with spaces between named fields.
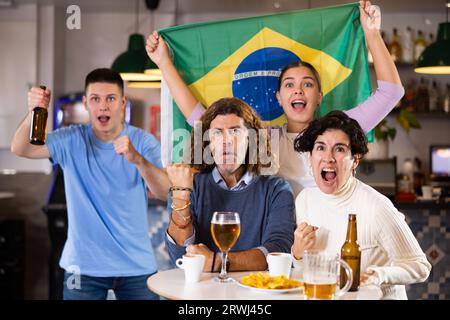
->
xmin=47 ymin=123 xmax=162 ymax=277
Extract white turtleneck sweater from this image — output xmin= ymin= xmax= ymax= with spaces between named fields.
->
xmin=294 ymin=176 xmax=431 ymax=300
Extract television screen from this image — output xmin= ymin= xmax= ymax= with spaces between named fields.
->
xmin=430 ymin=145 xmax=450 ymax=177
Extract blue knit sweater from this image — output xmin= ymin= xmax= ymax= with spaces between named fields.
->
xmin=166 ymin=171 xmax=296 ymax=265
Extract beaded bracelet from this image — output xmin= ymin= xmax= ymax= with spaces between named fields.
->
xmin=170 ymin=186 xmax=193 ymax=193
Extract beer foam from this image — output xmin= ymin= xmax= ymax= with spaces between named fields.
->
xmin=211 ymin=221 xmax=240 ymax=225
xmin=303 ymin=274 xmax=336 ymax=285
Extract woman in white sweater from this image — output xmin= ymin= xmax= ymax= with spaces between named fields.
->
xmin=291 ymin=111 xmax=431 ymax=300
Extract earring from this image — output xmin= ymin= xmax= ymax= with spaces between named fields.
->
xmin=352 ymin=168 xmax=356 ymax=177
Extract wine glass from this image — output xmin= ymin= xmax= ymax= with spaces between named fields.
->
xmin=210 ymin=211 xmax=241 ymax=283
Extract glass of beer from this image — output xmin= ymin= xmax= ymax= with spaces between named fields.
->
xmin=302 ymin=251 xmax=353 ymax=300
xmin=210 ymin=211 xmax=241 ymax=283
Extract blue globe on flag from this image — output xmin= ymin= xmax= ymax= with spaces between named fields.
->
xmin=232 ymin=47 xmax=300 ymax=121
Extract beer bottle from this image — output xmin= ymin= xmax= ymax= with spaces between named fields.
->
xmin=29 ymin=85 xmax=48 ymax=145
xmin=340 ymin=213 xmax=361 ymax=291
xmin=443 ymin=83 xmax=450 ymax=114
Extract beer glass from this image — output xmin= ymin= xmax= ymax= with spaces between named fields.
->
xmin=302 ymin=251 xmax=353 ymax=300
xmin=210 ymin=211 xmax=240 ymax=283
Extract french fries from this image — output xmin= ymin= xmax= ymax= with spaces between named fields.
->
xmin=241 ymin=272 xmax=303 ymax=290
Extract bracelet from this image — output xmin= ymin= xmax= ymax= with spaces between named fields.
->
xmin=170 ymin=186 xmax=193 ymax=193
xmin=211 ymin=252 xmax=217 ymax=273
xmin=175 ymin=210 xmax=191 ymax=223
xmin=171 ymin=201 xmax=191 ymax=212
xmin=170 ymin=213 xmax=192 ymax=229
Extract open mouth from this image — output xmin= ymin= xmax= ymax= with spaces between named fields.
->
xmin=222 ymin=151 xmax=234 ymax=157
xmin=97 ymin=115 xmax=110 ymax=124
xmin=221 ymin=151 xmax=235 ymax=164
xmin=321 ymin=168 xmax=337 ymax=184
xmin=291 ymin=99 xmax=306 ymax=111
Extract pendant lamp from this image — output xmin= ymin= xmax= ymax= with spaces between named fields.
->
xmin=415 ymin=1 xmax=450 ymax=74
xmin=111 ymin=0 xmax=160 ymax=81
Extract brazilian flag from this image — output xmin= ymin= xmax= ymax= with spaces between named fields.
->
xmin=159 ymin=2 xmax=372 ymax=164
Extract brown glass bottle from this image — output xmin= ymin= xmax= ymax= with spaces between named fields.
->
xmin=29 ymin=85 xmax=48 ymax=145
xmin=340 ymin=214 xmax=361 ymax=291
xmin=389 ymin=28 xmax=403 ymax=63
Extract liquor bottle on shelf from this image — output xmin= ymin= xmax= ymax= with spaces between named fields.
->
xmin=400 ymin=79 xmax=417 ymax=112
xmin=443 ymin=83 xmax=450 ymax=114
xmin=429 ymin=33 xmax=435 ymax=44
xmin=389 ymin=28 xmax=403 ymax=63
xmin=402 ymin=26 xmax=414 ymax=64
xmin=429 ymin=80 xmax=441 ymax=112
xmin=414 ymin=30 xmax=427 ymax=63
xmin=415 ymin=78 xmax=430 ymax=112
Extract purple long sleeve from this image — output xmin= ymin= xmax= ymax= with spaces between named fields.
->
xmin=344 ymin=80 xmax=405 ymax=133
xmin=186 ymin=102 xmax=206 ymax=126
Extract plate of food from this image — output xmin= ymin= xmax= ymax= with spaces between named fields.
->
xmin=237 ymin=272 xmax=303 ymax=294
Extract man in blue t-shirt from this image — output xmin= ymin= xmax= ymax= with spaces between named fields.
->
xmin=166 ymin=97 xmax=295 ymax=274
xmin=11 ymin=68 xmax=170 ymax=300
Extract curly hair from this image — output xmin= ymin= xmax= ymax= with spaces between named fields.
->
xmin=294 ymin=111 xmax=368 ymax=157
xmin=190 ymin=97 xmax=272 ymax=174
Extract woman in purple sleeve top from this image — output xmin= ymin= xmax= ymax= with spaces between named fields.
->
xmin=146 ymin=1 xmax=404 ymax=197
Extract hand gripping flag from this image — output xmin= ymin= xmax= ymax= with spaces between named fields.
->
xmin=159 ymin=2 xmax=372 ymax=165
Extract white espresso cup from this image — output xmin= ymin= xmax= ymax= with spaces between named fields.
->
xmin=176 ymin=254 xmax=205 ymax=283
xmin=267 ymin=252 xmax=293 ymax=278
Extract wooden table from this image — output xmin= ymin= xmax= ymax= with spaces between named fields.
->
xmin=147 ymin=268 xmax=383 ymax=300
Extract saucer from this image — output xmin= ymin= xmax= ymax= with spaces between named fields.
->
xmin=416 ymin=196 xmax=438 ymax=201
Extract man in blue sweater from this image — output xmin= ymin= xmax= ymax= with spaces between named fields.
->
xmin=166 ymin=97 xmax=295 ymax=272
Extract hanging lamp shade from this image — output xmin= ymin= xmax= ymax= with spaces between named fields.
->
xmin=111 ymin=34 xmax=160 ymax=81
xmin=415 ymin=22 xmax=450 ymax=74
